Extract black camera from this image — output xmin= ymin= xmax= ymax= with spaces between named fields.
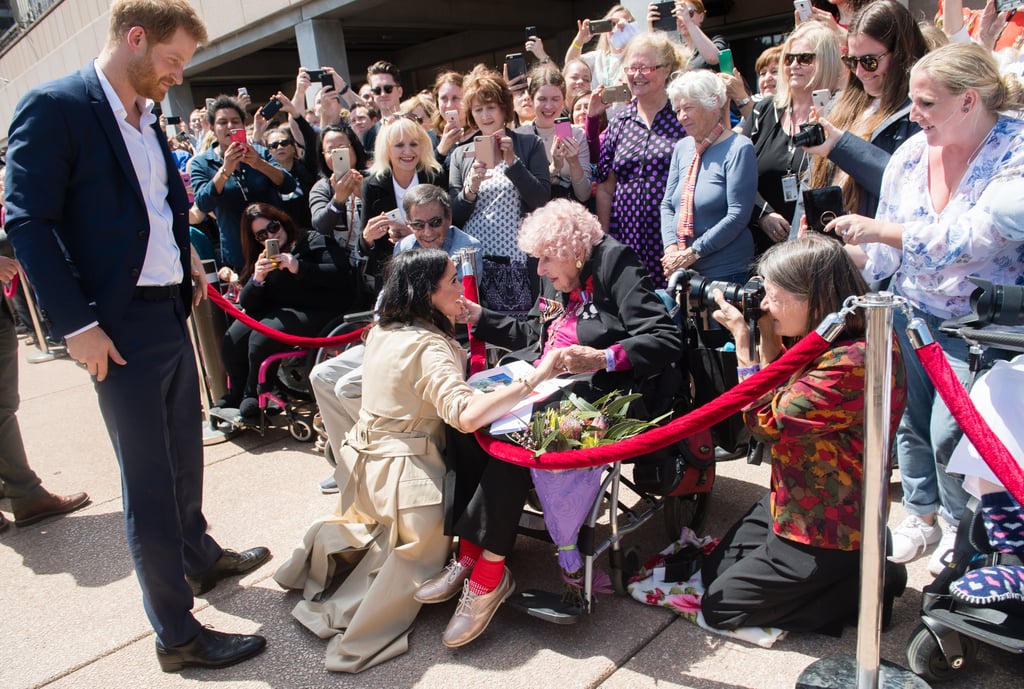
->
xmin=967 ymin=278 xmax=1024 ymax=326
xmin=685 ymin=274 xmax=765 ymax=324
xmin=793 ymin=122 xmax=825 ymax=148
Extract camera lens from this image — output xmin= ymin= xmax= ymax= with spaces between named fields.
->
xmin=793 ymin=122 xmax=825 ymax=148
xmin=969 ymin=278 xmax=1024 ymax=326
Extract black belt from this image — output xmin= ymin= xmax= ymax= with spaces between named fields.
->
xmin=133 ymin=284 xmax=180 ymax=301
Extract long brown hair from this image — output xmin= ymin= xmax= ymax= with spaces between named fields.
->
xmin=809 ymin=0 xmax=928 ymax=212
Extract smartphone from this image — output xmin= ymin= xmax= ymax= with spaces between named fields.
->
xmin=652 ymin=1 xmax=677 ymax=32
xmin=473 ymin=135 xmax=497 ymax=168
xmin=331 ymin=148 xmax=351 ymax=177
xmin=264 ymin=237 xmax=280 ymax=257
xmin=601 ymin=84 xmax=632 ymax=104
xmin=794 ymin=0 xmax=813 ymax=20
xmin=229 ymin=128 xmax=247 ymax=146
xmin=718 ymin=48 xmax=734 ymax=75
xmin=504 ymin=53 xmax=527 ymax=82
xmin=811 ymin=89 xmax=831 ymax=112
xmin=165 ymin=115 xmax=182 ymax=125
xmin=802 ymin=186 xmax=846 ymax=238
xmin=525 ymin=25 xmax=538 ymax=41
xmin=554 ymin=116 xmax=572 ymax=140
xmin=237 ymin=87 xmax=248 ymax=97
xmin=385 ymin=208 xmax=404 ymax=224
xmin=444 ymin=110 xmax=459 ymax=126
xmin=306 ymin=68 xmax=326 ymax=82
xmin=259 ymin=98 xmax=283 ymax=120
xmin=318 ymin=72 xmax=335 ymax=91
xmin=205 ymin=97 xmax=216 ymax=111
xmin=995 ymin=0 xmax=1023 ymax=11
xmin=588 ymin=18 xmax=614 ymax=33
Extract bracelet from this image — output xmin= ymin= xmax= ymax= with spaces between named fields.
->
xmin=734 ymin=96 xmax=751 ymax=107
xmin=515 ymin=377 xmax=535 ymax=392
xmin=338 ymin=83 xmax=350 ymax=95
xmin=604 ymin=348 xmax=616 ymax=372
xmin=571 ymin=40 xmax=583 ymax=50
xmin=736 ymin=364 xmax=761 ymax=378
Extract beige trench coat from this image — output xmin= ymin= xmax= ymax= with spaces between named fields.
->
xmin=274 ymin=322 xmax=471 ymax=672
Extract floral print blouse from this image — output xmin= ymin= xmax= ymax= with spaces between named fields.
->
xmin=863 ymin=116 xmax=1024 ymax=319
xmin=746 ymin=338 xmax=907 ymax=551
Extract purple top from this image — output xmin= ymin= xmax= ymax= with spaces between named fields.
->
xmin=596 ymin=100 xmax=686 ymax=288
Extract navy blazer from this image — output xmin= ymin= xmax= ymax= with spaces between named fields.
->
xmin=4 ymin=64 xmax=192 ymax=339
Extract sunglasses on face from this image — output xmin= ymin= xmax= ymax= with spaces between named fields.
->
xmin=267 ymin=139 xmax=293 ymax=149
xmin=253 ymin=220 xmax=283 ymax=243
xmin=408 ymin=216 xmax=446 ymax=231
xmin=784 ymin=53 xmax=816 ymax=66
xmin=371 ymin=84 xmax=397 ymax=95
xmin=841 ymin=52 xmax=889 ymax=73
xmin=623 ymin=64 xmax=667 ymax=77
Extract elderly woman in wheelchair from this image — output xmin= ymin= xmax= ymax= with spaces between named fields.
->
xmin=416 ymin=198 xmax=683 ymax=647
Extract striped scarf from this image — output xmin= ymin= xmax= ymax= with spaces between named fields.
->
xmin=675 ymin=122 xmax=725 ymax=247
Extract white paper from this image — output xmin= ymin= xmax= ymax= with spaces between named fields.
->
xmin=466 ymin=360 xmax=573 ymax=434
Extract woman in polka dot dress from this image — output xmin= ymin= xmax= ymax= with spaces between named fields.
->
xmin=596 ymin=33 xmax=688 ymax=289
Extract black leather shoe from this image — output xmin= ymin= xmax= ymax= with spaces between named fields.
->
xmin=187 ymin=547 xmax=271 ymax=596
xmin=156 ymin=627 xmax=266 ymax=672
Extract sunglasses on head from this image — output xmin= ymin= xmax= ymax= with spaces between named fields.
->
xmin=784 ymin=52 xmax=816 ymax=66
xmin=408 ymin=216 xmax=446 ymax=231
xmin=371 ymin=84 xmax=397 ymax=95
xmin=841 ymin=51 xmax=889 ymax=73
xmin=267 ymin=139 xmax=293 ymax=149
xmin=253 ymin=220 xmax=282 ymax=243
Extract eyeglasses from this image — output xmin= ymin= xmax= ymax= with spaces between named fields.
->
xmin=371 ymin=84 xmax=397 ymax=95
xmin=784 ymin=53 xmax=816 ymax=66
xmin=267 ymin=139 xmax=293 ymax=149
xmin=841 ymin=52 xmax=889 ymax=73
xmin=623 ymin=64 xmax=667 ymax=76
xmin=408 ymin=216 xmax=446 ymax=231
xmin=253 ymin=220 xmax=283 ymax=242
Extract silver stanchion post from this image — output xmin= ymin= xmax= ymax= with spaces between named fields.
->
xmin=188 ymin=260 xmax=238 ymax=444
xmin=17 ymin=267 xmax=67 ymax=363
xmin=796 ymin=292 xmax=930 ymax=689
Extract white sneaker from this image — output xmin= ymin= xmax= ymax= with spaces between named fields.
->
xmin=889 ymin=514 xmax=942 ymax=564
xmin=927 ymin=522 xmax=958 ymax=576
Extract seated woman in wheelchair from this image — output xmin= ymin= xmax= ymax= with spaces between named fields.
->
xmin=416 ymin=198 xmax=683 ymax=648
xmin=700 ymin=234 xmax=908 ymax=635
xmin=219 ymin=203 xmax=358 ymax=417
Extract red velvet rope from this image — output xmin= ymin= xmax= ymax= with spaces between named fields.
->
xmin=474 ymin=331 xmax=832 ymax=470
xmin=462 ymin=273 xmax=487 ymax=374
xmin=205 ymin=283 xmax=366 ymax=348
xmin=916 ymin=341 xmax=1024 ymax=507
xmin=3 ymin=272 xmax=17 ymax=299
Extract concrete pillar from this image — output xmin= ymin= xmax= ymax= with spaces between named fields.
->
xmin=163 ymin=79 xmax=196 ymax=119
xmin=295 ymin=18 xmax=351 ymax=110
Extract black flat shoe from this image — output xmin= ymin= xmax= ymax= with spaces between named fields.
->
xmin=156 ymin=627 xmax=266 ymax=672
xmin=187 ymin=546 xmax=271 ymax=596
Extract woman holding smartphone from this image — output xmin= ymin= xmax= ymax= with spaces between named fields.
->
xmin=448 ymin=65 xmax=549 ymax=314
xmin=516 ymin=66 xmax=592 ymax=204
xmin=564 ymin=4 xmax=639 ymax=118
xmin=432 ymin=71 xmax=480 ymax=168
xmin=308 ymin=124 xmax=368 ymax=260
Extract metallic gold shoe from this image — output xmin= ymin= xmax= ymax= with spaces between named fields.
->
xmin=415 ymin=556 xmax=471 ymax=604
xmin=441 ymin=567 xmax=514 ymax=648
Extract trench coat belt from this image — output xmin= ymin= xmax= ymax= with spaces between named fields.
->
xmin=349 ymin=427 xmax=429 ymax=457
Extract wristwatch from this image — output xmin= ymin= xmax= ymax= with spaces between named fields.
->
xmin=734 ymin=97 xmax=751 ymax=107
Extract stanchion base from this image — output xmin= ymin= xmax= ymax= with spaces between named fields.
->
xmin=26 ymin=348 xmax=67 ymax=364
xmin=202 ymin=415 xmax=241 ymax=445
xmin=796 ymin=654 xmax=931 ymax=689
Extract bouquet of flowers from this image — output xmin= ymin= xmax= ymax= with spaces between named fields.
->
xmin=508 ymin=391 xmax=663 ymax=456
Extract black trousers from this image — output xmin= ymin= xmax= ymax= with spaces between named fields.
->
xmin=0 ymin=309 xmax=43 ymax=507
xmin=97 ymin=296 xmax=222 ymax=646
xmin=700 ymin=494 xmax=861 ymax=634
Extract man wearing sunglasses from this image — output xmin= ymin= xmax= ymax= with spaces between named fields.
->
xmin=311 ymin=184 xmax=482 ymax=494
xmin=361 ymin=61 xmax=404 ymax=157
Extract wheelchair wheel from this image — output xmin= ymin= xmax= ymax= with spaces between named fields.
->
xmin=611 ymin=547 xmax=642 ymax=596
xmin=289 ymin=417 xmax=314 ymax=442
xmin=663 ymin=492 xmax=710 ymax=540
xmin=906 ymin=623 xmax=977 ymax=681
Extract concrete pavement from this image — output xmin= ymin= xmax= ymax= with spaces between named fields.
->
xmin=2 ymin=333 xmax=1021 ymax=689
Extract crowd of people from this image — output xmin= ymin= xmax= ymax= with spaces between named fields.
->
xmin=4 ymin=0 xmax=1024 ymax=678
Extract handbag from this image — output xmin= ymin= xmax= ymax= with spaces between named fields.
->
xmin=685 ymin=319 xmax=750 ymax=454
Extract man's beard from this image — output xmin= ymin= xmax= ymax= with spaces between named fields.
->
xmin=126 ymin=50 xmax=167 ymax=102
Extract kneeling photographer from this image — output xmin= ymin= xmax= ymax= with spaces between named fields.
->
xmin=698 ymin=234 xmax=909 ymax=635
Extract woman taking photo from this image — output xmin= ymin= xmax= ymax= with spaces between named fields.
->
xmin=416 ymin=199 xmax=683 ymax=648
xmin=308 ymin=124 xmax=368 ymax=257
xmin=360 ymin=116 xmax=443 ymax=290
xmin=275 ymin=248 xmax=566 ymax=672
xmin=564 ymin=4 xmax=639 ymax=105
xmin=517 ymin=66 xmax=592 ymax=204
xmin=432 ymin=71 xmax=480 ymax=168
xmin=596 ymin=32 xmax=688 ymax=288
xmin=829 ymin=43 xmax=1024 ymax=573
xmin=802 ymin=0 xmax=928 ymax=219
xmin=660 ymin=70 xmax=756 ymax=283
xmin=219 ymin=203 xmax=356 ymax=417
xmin=449 ymin=65 xmax=550 ymax=314
xmin=742 ymin=22 xmax=843 ymax=254
xmin=701 ymin=234 xmax=908 ymax=634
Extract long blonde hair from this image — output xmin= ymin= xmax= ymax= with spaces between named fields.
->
xmin=773 ymin=22 xmax=843 ymax=112
xmin=369 ymin=117 xmax=441 ymax=177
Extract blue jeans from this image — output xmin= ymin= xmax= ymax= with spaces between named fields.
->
xmin=893 ymin=306 xmax=1008 ymax=527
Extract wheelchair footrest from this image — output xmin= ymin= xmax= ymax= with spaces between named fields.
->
xmin=507 ymin=589 xmax=584 ymax=624
xmin=926 ymin=602 xmax=1024 ymax=654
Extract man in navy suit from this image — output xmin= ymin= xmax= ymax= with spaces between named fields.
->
xmin=5 ymin=0 xmax=270 ymax=672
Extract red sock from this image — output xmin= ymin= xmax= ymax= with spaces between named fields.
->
xmin=457 ymin=539 xmax=483 ymax=569
xmin=468 ymin=556 xmax=505 ymax=595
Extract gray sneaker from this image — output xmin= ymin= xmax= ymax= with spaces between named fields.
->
xmin=319 ymin=475 xmax=339 ymax=494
